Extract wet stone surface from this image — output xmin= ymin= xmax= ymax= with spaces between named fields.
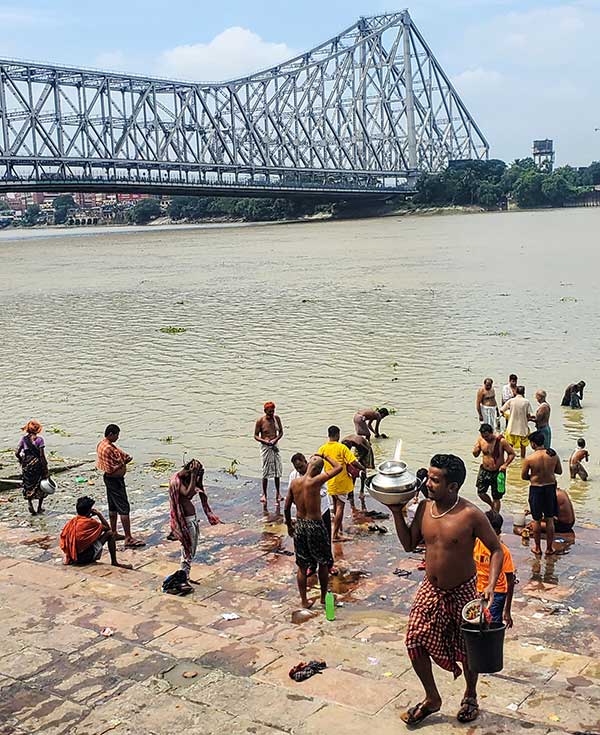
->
xmin=0 ymin=471 xmax=599 ymax=733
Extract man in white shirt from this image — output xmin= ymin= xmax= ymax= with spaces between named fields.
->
xmin=502 ymin=374 xmax=518 ymax=405
xmin=288 ymin=453 xmax=333 ymax=571
xmin=501 ymin=386 xmax=534 ymax=458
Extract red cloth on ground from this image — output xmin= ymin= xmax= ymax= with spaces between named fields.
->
xmin=405 ymin=574 xmax=476 ymax=678
xmin=59 ymin=516 xmax=103 ymax=564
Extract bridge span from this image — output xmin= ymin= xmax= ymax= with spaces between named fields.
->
xmin=0 ymin=10 xmax=488 ymax=199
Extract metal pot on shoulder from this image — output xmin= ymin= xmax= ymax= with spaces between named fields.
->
xmin=368 ymin=460 xmax=418 ymax=506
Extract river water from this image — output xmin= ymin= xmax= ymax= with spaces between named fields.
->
xmin=1 ymin=208 xmax=598 ymax=522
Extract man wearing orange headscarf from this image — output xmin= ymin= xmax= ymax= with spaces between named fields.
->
xmin=59 ymin=496 xmax=132 ymax=568
xmin=254 ymin=402 xmax=284 ymax=505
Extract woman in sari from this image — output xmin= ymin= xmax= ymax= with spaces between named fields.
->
xmin=15 ymin=420 xmax=49 ymax=515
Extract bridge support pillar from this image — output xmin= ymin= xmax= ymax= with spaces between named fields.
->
xmin=402 ymin=12 xmax=418 ymax=172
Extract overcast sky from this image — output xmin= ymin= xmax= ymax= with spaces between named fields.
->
xmin=1 ymin=0 xmax=599 ymax=165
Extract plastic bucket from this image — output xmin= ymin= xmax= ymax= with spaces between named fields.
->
xmin=462 ymin=622 xmax=506 ymax=673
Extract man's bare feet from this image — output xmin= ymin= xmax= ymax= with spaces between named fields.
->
xmin=260 ymin=495 xmax=267 ymax=505
xmin=113 ymin=562 xmax=133 ymax=569
xmin=113 ymin=532 xmax=126 ymax=541
xmin=301 ymin=598 xmax=316 ymax=609
xmin=333 ymin=534 xmax=351 ymax=542
xmin=531 ymin=546 xmax=542 ymax=555
xmin=275 ymin=495 xmax=282 ymax=504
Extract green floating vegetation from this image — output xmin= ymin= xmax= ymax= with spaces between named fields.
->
xmin=160 ymin=436 xmax=174 ymax=444
xmin=49 ymin=426 xmax=70 ymax=436
xmin=560 ymin=297 xmax=578 ymax=303
xmin=150 ymin=458 xmax=175 ymax=472
xmin=159 ymin=326 xmax=187 ymax=334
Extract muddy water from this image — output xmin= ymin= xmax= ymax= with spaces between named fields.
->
xmin=1 ymin=208 xmax=599 ymax=521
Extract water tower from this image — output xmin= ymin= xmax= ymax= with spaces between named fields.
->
xmin=533 ymin=139 xmax=555 ymax=170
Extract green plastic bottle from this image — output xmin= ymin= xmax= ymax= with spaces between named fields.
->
xmin=497 ymin=471 xmax=506 ymax=496
xmin=325 ymin=591 xmax=335 ymax=621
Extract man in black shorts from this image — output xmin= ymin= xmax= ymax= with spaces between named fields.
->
xmin=96 ymin=424 xmax=145 ymax=548
xmin=521 ymin=431 xmax=562 ymax=556
xmin=473 ymin=424 xmax=515 ymax=512
xmin=285 ymin=452 xmax=342 ymax=608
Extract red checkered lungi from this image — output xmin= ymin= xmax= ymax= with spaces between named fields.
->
xmin=405 ymin=574 xmax=476 ymax=679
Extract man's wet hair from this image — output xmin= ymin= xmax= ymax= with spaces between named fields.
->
xmin=76 ymin=496 xmax=95 ymax=515
xmin=479 ymin=423 xmax=493 ymax=434
xmin=529 ymin=430 xmax=545 ymax=447
xmin=509 ymin=374 xmax=518 ymax=382
xmin=104 ymin=424 xmax=120 ymax=437
xmin=486 ymin=510 xmax=504 ymax=533
xmin=378 ymin=407 xmax=389 ymax=418
xmin=430 ymin=454 xmax=466 ymax=489
xmin=516 ymin=385 xmax=525 ymax=396
xmin=578 ymin=438 xmax=586 ymax=448
xmin=291 ymin=452 xmax=306 ymax=464
xmin=328 ymin=425 xmax=340 ymax=438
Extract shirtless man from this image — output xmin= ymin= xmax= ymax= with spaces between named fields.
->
xmin=169 ymin=459 xmax=220 ymax=579
xmin=476 ymin=378 xmax=499 ymax=430
xmin=353 ymin=407 xmax=389 ymax=439
xmin=254 ymin=402 xmax=284 ymax=504
xmin=473 ymin=424 xmax=515 ymax=511
xmin=525 ymin=488 xmax=576 ymax=536
xmin=388 ymin=454 xmax=503 ymax=726
xmin=284 ymin=453 xmax=342 ymax=608
xmin=342 ymin=433 xmax=374 ymax=504
xmin=521 ymin=431 xmax=562 ymax=556
xmin=533 ymin=390 xmax=552 ymax=448
xmin=569 ymin=438 xmax=589 ymax=480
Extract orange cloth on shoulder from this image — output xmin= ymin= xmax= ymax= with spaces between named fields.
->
xmin=59 ymin=516 xmax=103 ymax=564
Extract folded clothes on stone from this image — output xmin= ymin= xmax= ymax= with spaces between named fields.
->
xmin=288 ymin=660 xmax=327 ymax=682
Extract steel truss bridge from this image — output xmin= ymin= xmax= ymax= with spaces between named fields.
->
xmin=0 ymin=10 xmax=488 ymax=200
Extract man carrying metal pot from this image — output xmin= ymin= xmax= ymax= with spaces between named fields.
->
xmin=387 ymin=454 xmax=504 ymax=726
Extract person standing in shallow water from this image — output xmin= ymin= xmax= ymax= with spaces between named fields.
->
xmin=476 ymin=378 xmax=500 ymax=430
xmin=387 ymin=454 xmax=503 ymax=726
xmin=15 ymin=420 xmax=49 ymax=515
xmin=254 ymin=402 xmax=284 ymax=505
xmin=533 ymin=390 xmax=552 ymax=448
xmin=473 ymin=423 xmax=515 ymax=512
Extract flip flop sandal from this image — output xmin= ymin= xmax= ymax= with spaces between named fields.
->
xmin=457 ymin=697 xmax=479 ymax=723
xmin=401 ymin=702 xmax=441 ymax=726
xmin=124 ymin=539 xmax=146 ymax=548
xmin=393 ymin=568 xmax=412 ymax=577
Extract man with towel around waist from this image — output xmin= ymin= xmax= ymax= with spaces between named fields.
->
xmin=169 ymin=459 xmax=220 ymax=580
xmin=254 ymin=402 xmax=284 ymax=505
xmin=387 ymin=454 xmax=503 ymax=726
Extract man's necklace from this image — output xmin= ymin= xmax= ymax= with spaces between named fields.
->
xmin=430 ymin=497 xmax=460 ymax=519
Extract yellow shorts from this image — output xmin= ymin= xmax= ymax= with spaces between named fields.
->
xmin=505 ymin=432 xmax=529 ymax=449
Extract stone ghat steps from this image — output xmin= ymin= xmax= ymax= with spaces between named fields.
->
xmin=1 ymin=552 xmax=600 ymax=735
